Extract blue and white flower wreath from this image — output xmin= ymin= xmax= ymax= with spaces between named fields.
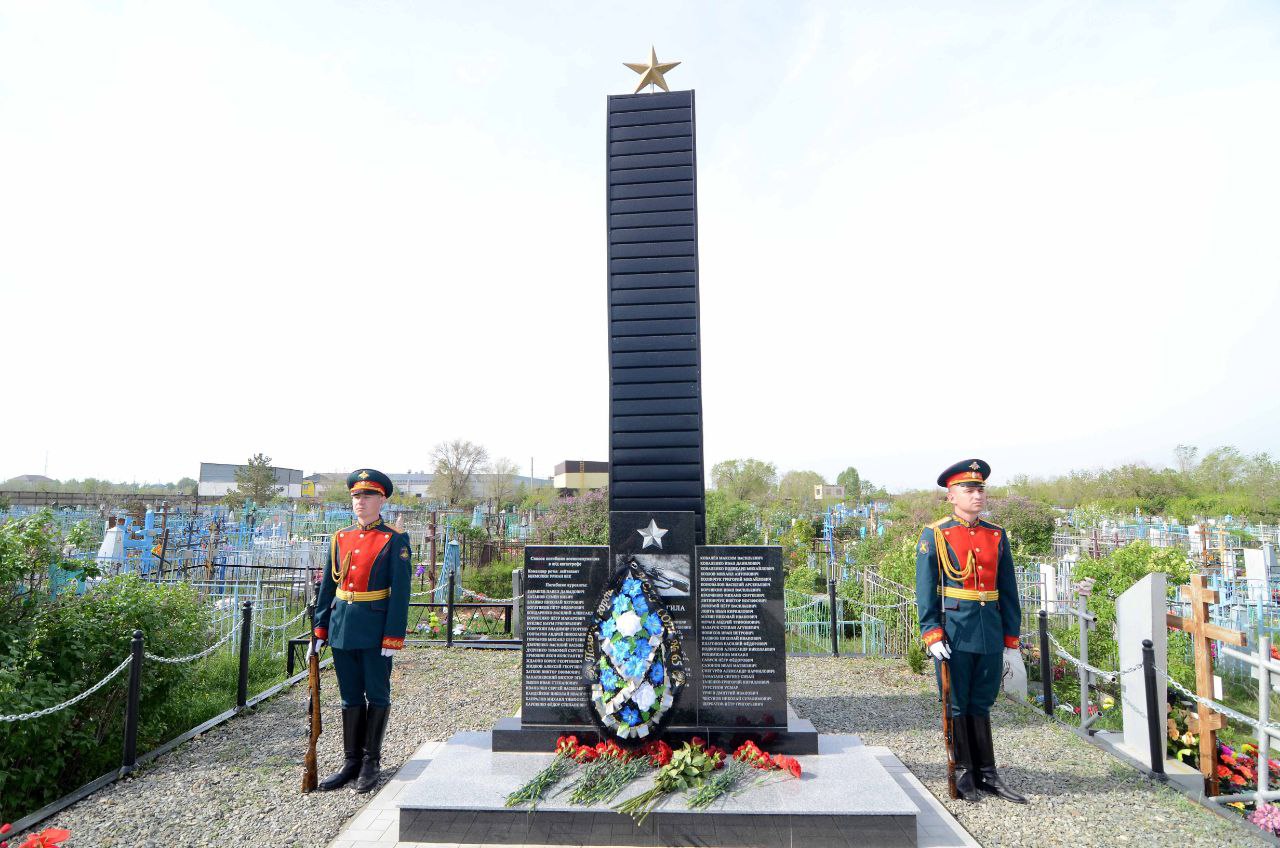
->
xmin=586 ymin=557 xmax=686 ymax=742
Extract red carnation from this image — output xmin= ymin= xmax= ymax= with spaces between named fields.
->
xmin=17 ymin=828 xmax=71 ymax=848
xmin=773 ymin=754 xmax=803 ymax=778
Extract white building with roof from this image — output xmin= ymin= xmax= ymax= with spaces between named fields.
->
xmin=198 ymin=462 xmax=303 ymax=499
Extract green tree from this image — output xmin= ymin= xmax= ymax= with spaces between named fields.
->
xmin=1194 ymin=446 xmax=1247 ymax=494
xmin=483 ymin=457 xmax=521 ymax=508
xmin=778 ymin=470 xmax=824 ymax=507
xmin=836 ymin=467 xmax=861 ymax=503
xmin=430 ymin=439 xmax=489 ymax=506
xmin=710 ymin=458 xmax=777 ymax=504
xmin=779 ymin=516 xmax=817 ymax=573
xmin=1071 ymin=542 xmax=1193 ymax=660
xmin=705 ymin=490 xmax=760 ymax=545
xmin=985 ymin=495 xmax=1056 ymax=556
xmin=224 ymin=453 xmax=282 ymax=509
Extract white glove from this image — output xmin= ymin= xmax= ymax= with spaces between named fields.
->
xmin=1004 ymin=646 xmax=1022 ymax=664
xmin=307 ymin=639 xmax=325 ymax=656
xmin=928 ymin=641 xmax=951 ymax=661
xmin=380 ymin=647 xmax=397 ymax=658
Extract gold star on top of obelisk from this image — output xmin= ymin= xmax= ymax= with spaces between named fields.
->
xmin=624 ymin=46 xmax=681 ymax=94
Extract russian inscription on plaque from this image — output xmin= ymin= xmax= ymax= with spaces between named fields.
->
xmin=696 ymin=546 xmax=786 ymax=727
xmin=520 ymin=545 xmax=607 ymax=725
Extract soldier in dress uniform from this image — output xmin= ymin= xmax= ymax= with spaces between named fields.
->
xmin=916 ymin=459 xmax=1027 ymax=804
xmin=309 ymin=468 xmax=411 ymax=792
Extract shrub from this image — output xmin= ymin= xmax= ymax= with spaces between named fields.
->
xmin=906 ymin=640 xmax=927 ymax=675
xmin=537 ymin=491 xmax=608 ymax=545
xmin=464 ymin=557 xmax=521 ymax=599
xmin=785 ymin=564 xmax=824 ymax=595
xmin=985 ymin=495 xmax=1056 ymax=556
xmin=0 ymin=576 xmax=208 ymax=821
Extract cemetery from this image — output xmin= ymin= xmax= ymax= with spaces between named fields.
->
xmin=3 ymin=27 xmax=1278 ymax=848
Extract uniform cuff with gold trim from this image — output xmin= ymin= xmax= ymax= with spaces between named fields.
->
xmin=381 ymin=636 xmax=405 ymax=650
xmin=1004 ymin=635 xmax=1020 ymax=649
xmin=314 ymin=627 xmax=328 ymax=640
xmin=921 ymin=628 xmax=944 ymax=647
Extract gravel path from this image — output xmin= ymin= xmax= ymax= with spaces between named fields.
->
xmin=14 ymin=647 xmax=521 ymax=848
xmin=16 ymin=650 xmax=1273 ymax=847
xmin=789 ymin=656 xmax=1272 ymax=848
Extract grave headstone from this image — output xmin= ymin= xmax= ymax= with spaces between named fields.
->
xmin=1245 ymin=547 xmax=1271 ymax=605
xmin=1116 ymin=572 xmax=1167 ymax=769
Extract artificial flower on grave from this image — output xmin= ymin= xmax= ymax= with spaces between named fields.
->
xmin=587 ymin=557 xmax=687 ymax=743
xmin=1250 ymin=803 xmax=1280 ymax=835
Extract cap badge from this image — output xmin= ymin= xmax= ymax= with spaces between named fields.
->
xmin=358 ymin=470 xmax=370 ymax=479
xmin=969 ymin=462 xmax=980 ymax=470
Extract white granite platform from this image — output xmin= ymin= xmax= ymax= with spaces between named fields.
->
xmin=327 ymin=734 xmax=979 ymax=848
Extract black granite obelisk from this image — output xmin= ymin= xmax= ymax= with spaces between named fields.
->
xmin=495 ymin=87 xmax=813 ymax=754
xmin=605 ymin=89 xmax=706 ymax=544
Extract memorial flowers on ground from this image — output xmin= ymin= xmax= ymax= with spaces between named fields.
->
xmin=0 ymin=824 xmax=72 ymax=848
xmin=508 ymin=736 xmax=801 ymax=821
xmin=504 ymin=735 xmax=595 ymax=810
xmin=567 ymin=740 xmax=654 ymax=805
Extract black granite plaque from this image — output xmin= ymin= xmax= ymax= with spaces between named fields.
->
xmin=520 ymin=545 xmax=608 ymax=725
xmin=696 ymin=546 xmax=786 ymax=727
xmin=609 ymin=511 xmax=697 ymax=724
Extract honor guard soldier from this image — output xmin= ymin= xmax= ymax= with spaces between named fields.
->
xmin=310 ymin=469 xmax=411 ymax=792
xmin=916 ymin=459 xmax=1027 ymax=804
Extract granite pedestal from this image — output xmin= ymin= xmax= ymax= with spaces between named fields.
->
xmin=398 ymin=732 xmax=918 ymax=847
xmin=492 ymin=702 xmax=819 ymax=755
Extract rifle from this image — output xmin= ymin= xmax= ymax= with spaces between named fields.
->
xmin=934 ymin=524 xmax=958 ymax=800
xmin=939 ymin=654 xmax=958 ymax=799
xmin=302 ymin=636 xmax=321 ymax=792
xmin=302 ymin=591 xmax=321 ymax=794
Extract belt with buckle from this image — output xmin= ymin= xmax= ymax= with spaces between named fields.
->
xmin=335 ymin=587 xmax=391 ymax=602
xmin=939 ymin=587 xmax=999 ymax=602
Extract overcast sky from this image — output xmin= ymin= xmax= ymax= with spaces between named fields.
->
xmin=1 ymin=1 xmax=1277 ymax=492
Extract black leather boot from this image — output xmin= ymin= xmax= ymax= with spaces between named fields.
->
xmin=972 ymin=714 xmax=1028 ymax=803
xmin=355 ymin=704 xmax=390 ymax=793
xmin=318 ymin=705 xmax=366 ymax=791
xmin=952 ymin=715 xmax=982 ymax=802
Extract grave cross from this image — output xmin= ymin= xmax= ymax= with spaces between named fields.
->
xmin=1165 ymin=573 xmax=1247 ymax=795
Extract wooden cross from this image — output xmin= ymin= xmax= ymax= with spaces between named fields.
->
xmin=1166 ymin=573 xmax=1247 ymax=796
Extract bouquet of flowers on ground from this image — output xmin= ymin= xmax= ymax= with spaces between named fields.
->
xmin=686 ymin=739 xmax=802 ymax=809
xmin=567 ymin=739 xmax=665 ymax=805
xmin=614 ymin=739 xmax=722 ymax=824
xmin=505 ymin=735 xmax=596 ymax=810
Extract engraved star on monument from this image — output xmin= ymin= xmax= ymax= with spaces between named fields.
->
xmin=637 ymin=519 xmax=668 ymax=550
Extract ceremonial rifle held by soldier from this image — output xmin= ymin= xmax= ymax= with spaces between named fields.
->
xmin=302 ymin=601 xmax=322 ymax=793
